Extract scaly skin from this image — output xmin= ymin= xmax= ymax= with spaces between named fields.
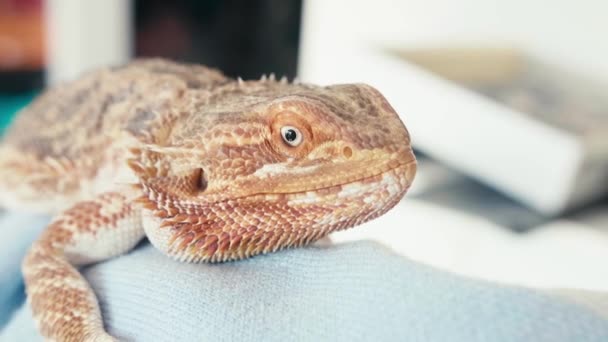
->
xmin=0 ymin=59 xmax=416 ymax=341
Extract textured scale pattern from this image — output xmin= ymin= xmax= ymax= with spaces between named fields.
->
xmin=0 ymin=59 xmax=416 ymax=341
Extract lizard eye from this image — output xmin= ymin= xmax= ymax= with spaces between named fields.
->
xmin=280 ymin=126 xmax=303 ymax=147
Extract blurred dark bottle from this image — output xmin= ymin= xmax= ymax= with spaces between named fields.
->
xmin=134 ymin=0 xmax=302 ymax=80
xmin=0 ymin=0 xmax=44 ymax=93
xmin=0 ymin=0 xmax=43 ymax=132
xmin=1 ymin=0 xmax=303 ymax=91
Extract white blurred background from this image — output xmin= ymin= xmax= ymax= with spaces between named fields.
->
xmin=299 ymin=0 xmax=608 ymax=291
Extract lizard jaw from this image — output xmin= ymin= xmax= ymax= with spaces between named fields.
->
xmin=139 ymin=158 xmax=415 ymax=263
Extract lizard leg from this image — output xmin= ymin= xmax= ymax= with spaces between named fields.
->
xmin=22 ymin=191 xmax=144 ymax=341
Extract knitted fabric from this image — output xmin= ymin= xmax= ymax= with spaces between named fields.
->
xmin=1 ymin=213 xmax=608 ymax=341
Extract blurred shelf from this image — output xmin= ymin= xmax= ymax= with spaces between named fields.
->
xmin=413 ymin=155 xmax=608 ymax=233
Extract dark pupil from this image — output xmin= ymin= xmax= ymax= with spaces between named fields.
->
xmin=284 ymin=129 xmax=297 ymax=142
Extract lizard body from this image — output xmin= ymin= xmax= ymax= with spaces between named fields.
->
xmin=0 ymin=59 xmax=416 ymax=341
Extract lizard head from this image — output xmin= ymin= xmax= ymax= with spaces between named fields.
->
xmin=131 ymin=80 xmax=416 ymax=262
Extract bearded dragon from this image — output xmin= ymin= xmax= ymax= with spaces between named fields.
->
xmin=0 ymin=59 xmax=416 ymax=341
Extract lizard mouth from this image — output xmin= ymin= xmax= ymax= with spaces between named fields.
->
xmin=195 ymin=157 xmax=417 ymax=204
xmin=268 ymin=159 xmax=416 ymax=196
xmin=136 ymin=153 xmax=416 ymax=205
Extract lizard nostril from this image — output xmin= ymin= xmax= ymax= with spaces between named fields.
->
xmin=342 ymin=146 xmax=353 ymax=159
xmin=197 ymin=168 xmax=208 ymax=191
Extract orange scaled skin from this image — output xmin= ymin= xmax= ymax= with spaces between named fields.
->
xmin=0 ymin=59 xmax=416 ymax=341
